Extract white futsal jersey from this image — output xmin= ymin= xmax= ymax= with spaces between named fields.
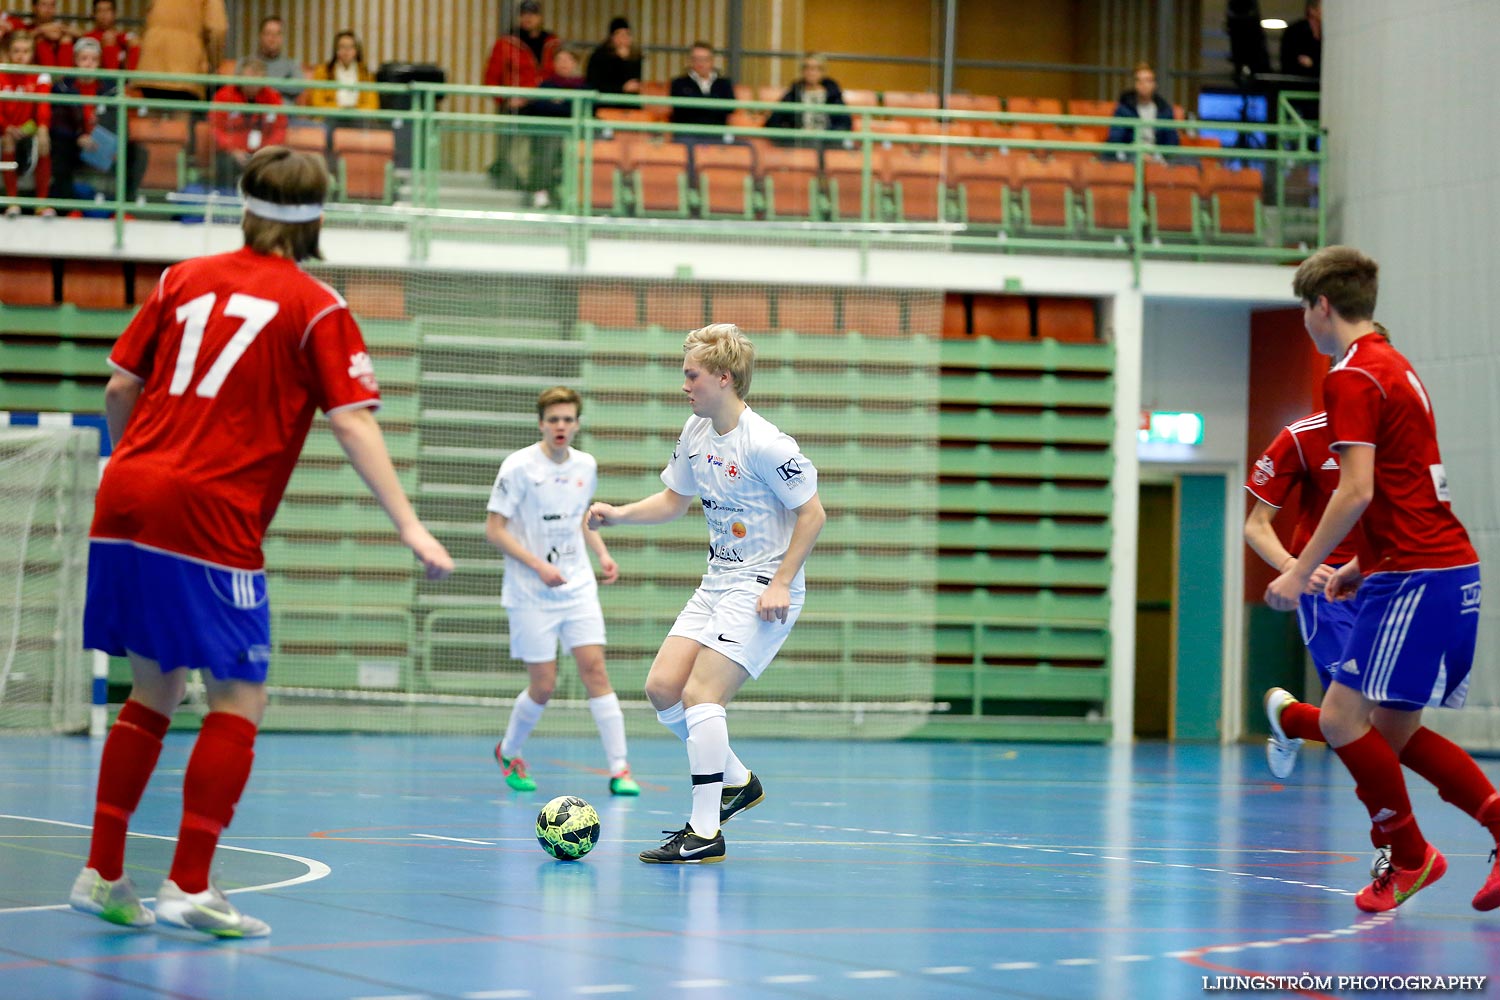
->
xmin=660 ymin=408 xmax=819 ymax=591
xmin=487 ymin=444 xmax=599 ymax=608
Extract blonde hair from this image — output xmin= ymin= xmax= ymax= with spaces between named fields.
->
xmin=536 ymin=385 xmax=581 ymax=419
xmin=684 ymin=323 xmax=755 ymax=399
xmin=1292 ymin=245 xmax=1379 ymax=321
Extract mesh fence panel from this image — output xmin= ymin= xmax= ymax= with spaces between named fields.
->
xmin=261 ymin=265 xmax=939 ymax=738
xmin=0 ymin=427 xmax=96 ymax=735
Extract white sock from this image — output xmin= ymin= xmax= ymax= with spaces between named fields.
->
xmin=501 ymin=689 xmax=545 ymax=759
xmin=657 ymin=700 xmax=689 ymax=741
xmin=723 ymin=750 xmax=750 ymax=788
xmin=684 ymin=703 xmax=728 ymax=837
xmin=588 ymin=693 xmax=629 ymax=774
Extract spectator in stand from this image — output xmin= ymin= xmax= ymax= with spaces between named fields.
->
xmin=765 ymin=53 xmax=850 ymax=147
xmin=252 ymin=16 xmax=302 ymax=101
xmin=519 ymin=46 xmax=583 ymax=208
xmin=1280 ymin=1 xmax=1322 ymax=80
xmin=210 ymin=58 xmax=286 ymax=189
xmin=23 ymin=0 xmax=74 ymax=68
xmin=308 ymin=31 xmax=378 ymax=112
xmin=49 ymin=36 xmax=148 ymax=206
xmin=1105 ymin=61 xmax=1179 ymax=159
xmin=482 ymin=0 xmax=561 ymax=187
xmin=585 ymin=17 xmax=640 ymax=110
xmin=1 ymin=28 xmax=53 ymax=217
xmin=136 ymin=0 xmax=227 ymax=102
xmin=669 ymin=41 xmax=734 ymax=143
xmin=84 ymin=0 xmax=137 ymax=71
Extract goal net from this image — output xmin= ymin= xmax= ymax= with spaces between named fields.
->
xmin=0 ymin=426 xmax=96 ymax=734
xmin=256 ymin=263 xmax=941 ymax=739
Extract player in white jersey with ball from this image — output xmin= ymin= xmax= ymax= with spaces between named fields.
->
xmin=486 ymin=386 xmax=639 ymax=797
xmin=588 ymin=324 xmax=825 ymax=863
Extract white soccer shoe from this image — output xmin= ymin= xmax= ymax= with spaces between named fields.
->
xmin=69 ymin=867 xmax=155 ymax=928
xmin=1264 ymin=687 xmax=1304 ymax=780
xmin=154 ymin=879 xmax=270 ymax=938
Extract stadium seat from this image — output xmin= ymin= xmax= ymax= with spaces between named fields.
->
xmin=1037 ymin=124 xmax=1089 ymax=162
xmin=644 ymin=285 xmax=704 ymax=330
xmin=332 ymin=128 xmax=394 ymax=202
xmin=975 ymin=122 xmax=1038 ymax=153
xmin=972 ymin=295 xmax=1031 ymax=340
xmin=1036 ymin=297 xmax=1098 ymax=342
xmin=776 ymin=288 xmax=836 ymax=334
xmin=822 ymin=147 xmax=889 ymax=221
xmin=1066 ymin=98 xmax=1116 ymax=119
xmin=692 ymin=142 xmax=756 ymax=218
xmin=128 ymin=113 xmax=189 ymax=192
xmin=0 ymin=257 xmax=54 ymax=306
xmin=190 ymin=119 xmax=215 ymax=180
xmin=942 ymin=293 xmax=968 ymax=338
xmin=882 ymin=90 xmax=940 ymax=126
xmin=342 ymin=273 xmax=407 ymax=320
xmin=61 ymin=262 xmax=126 ymax=310
xmin=1016 ymin=157 xmax=1077 ymax=232
xmin=841 ymin=88 xmax=879 ymax=108
xmin=1145 ymin=161 xmax=1201 ymax=237
xmin=1202 ymin=162 xmax=1263 ymax=239
xmin=913 ymin=120 xmax=976 ymax=143
xmin=285 ymin=123 xmax=329 ymax=159
xmin=582 ymin=139 xmax=628 ymax=214
xmin=708 ymin=286 xmax=771 ymax=333
xmin=843 ymin=291 xmax=903 ymax=337
xmin=756 ymin=146 xmax=820 ymax=220
xmin=887 ymin=147 xmax=948 ymax=221
xmin=639 ymin=80 xmax=671 ymax=122
xmin=1078 ymin=159 xmax=1136 ymax=234
xmin=951 ymin=153 xmax=1012 ymax=227
xmin=630 ymin=142 xmax=691 ymax=216
xmin=578 ymin=283 xmax=638 ymax=327
xmin=947 ymin=94 xmax=1001 ymax=114
xmin=1006 ymin=96 xmax=1063 ymax=117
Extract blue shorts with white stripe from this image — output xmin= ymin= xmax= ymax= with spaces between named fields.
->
xmin=83 ymin=540 xmax=272 ymax=682
xmin=1332 ymin=563 xmax=1481 ymax=710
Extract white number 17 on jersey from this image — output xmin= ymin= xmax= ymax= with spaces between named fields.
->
xmin=169 ymin=292 xmax=280 ymax=398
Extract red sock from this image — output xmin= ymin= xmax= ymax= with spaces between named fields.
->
xmin=1280 ymin=701 xmax=1325 ymax=742
xmin=1400 ymin=727 xmax=1500 ymax=844
xmin=2 ymin=169 xmax=16 ymax=197
xmin=168 ymin=711 xmax=257 ymax=894
xmin=34 ymin=154 xmax=50 ymax=199
xmin=87 ymin=700 xmax=172 ymax=881
xmin=1333 ymin=728 xmax=1428 ymax=870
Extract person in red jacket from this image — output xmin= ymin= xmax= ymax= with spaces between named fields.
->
xmin=482 ymin=0 xmax=561 ymax=187
xmin=1 ymin=29 xmax=54 ymax=217
xmin=209 ymin=59 xmax=287 ymax=190
xmin=83 ymin=0 xmax=138 ymax=72
xmin=21 ymin=0 xmax=73 ymax=68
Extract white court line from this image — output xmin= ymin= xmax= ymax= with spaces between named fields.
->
xmin=464 ymin=992 xmax=533 ymax=999
xmin=411 ymin=833 xmax=496 ymax=845
xmin=0 ymin=814 xmax=331 ymax=914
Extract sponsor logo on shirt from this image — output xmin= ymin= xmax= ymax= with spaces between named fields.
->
xmin=709 ymin=544 xmax=745 ymax=563
xmin=776 ymin=458 xmax=803 ymax=482
xmin=701 ymin=497 xmax=744 ymax=513
xmin=1252 ymin=454 xmax=1274 ymax=486
xmin=705 ymin=454 xmax=724 ymax=467
xmin=542 ymin=513 xmax=564 ymax=521
xmin=1321 ymin=457 xmax=1339 ymax=470
xmin=731 ymin=521 xmax=746 ymax=538
xmin=347 ymin=351 xmax=378 ymax=392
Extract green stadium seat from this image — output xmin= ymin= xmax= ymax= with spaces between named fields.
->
xmin=937 ymin=553 xmax=1109 ymax=588
xmin=940 ymin=371 xmax=1113 ymax=408
xmin=939 ymin=337 xmax=1113 ymax=373
xmin=937 ymin=409 xmax=1114 ymax=444
xmin=936 ymin=516 xmax=1110 ymax=553
xmin=937 ymin=444 xmax=1113 ymax=480
xmin=940 ymin=481 xmax=1112 ymax=516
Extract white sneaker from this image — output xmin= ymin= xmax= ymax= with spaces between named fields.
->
xmin=531 ymin=189 xmax=551 ymax=209
xmin=69 ymin=867 xmax=155 ymax=927
xmin=154 ymin=879 xmax=270 ymax=938
xmin=1264 ymin=687 xmax=1304 ymax=780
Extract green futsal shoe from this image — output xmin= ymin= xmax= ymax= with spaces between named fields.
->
xmin=495 ymin=745 xmax=538 ymax=791
xmin=609 ymin=768 xmax=641 ymax=796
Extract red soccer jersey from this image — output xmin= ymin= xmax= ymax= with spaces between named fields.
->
xmin=92 ymin=248 xmax=381 ymax=570
xmin=1324 ymin=332 xmax=1477 ymax=573
xmin=0 ymin=69 xmax=52 ymax=130
xmin=1245 ymin=411 xmax=1363 ymax=566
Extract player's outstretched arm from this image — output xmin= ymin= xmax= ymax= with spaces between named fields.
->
xmin=758 ymin=493 xmax=827 ymax=623
xmin=103 ymin=372 xmax=143 ymax=448
xmin=587 ymin=489 xmax=694 ymax=530
xmin=328 ymin=407 xmax=454 ymax=580
xmin=486 ymin=512 xmax=566 ymax=587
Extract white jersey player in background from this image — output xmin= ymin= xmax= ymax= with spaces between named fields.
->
xmin=588 ymin=324 xmax=825 ymax=863
xmin=486 ymin=386 xmax=639 ymax=797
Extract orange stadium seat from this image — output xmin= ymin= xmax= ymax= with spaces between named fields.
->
xmin=883 ymin=90 xmax=939 ymax=126
xmin=0 ymin=257 xmax=55 ymax=306
xmin=1016 ymin=157 xmax=1077 ymax=232
xmin=841 ymin=88 xmax=879 ymax=108
xmin=129 ymin=113 xmax=189 ymax=192
xmin=822 ymin=147 xmax=889 ymax=221
xmin=887 ymin=147 xmax=948 ymax=221
xmin=952 ymin=153 xmax=1012 ymax=226
xmin=1036 ymin=297 xmax=1097 ymax=342
xmin=776 ymin=288 xmax=836 ymax=334
xmin=907 ymin=292 xmax=942 ymax=337
xmin=332 ymin=128 xmax=394 ymax=201
xmin=1145 ymin=161 xmax=1201 ymax=236
xmin=285 ymin=123 xmax=329 ymax=160
xmin=1078 ymin=159 xmax=1136 ymax=234
xmin=843 ymin=290 xmax=903 ymax=337
xmin=640 ymin=80 xmax=671 ymax=122
xmin=973 ymin=294 xmax=1032 ymax=340
xmin=693 ymin=143 xmax=756 ymax=218
xmin=1037 ymin=124 xmax=1089 ymax=162
xmin=132 ymin=263 xmax=166 ymax=305
xmin=341 ymin=273 xmax=407 ymax=320
xmin=708 ymin=285 xmax=772 ymax=333
xmin=1202 ymin=162 xmax=1263 ymax=238
xmin=578 ymin=283 xmax=638 ymax=327
xmin=630 ymin=142 xmax=691 ymax=216
xmin=947 ymin=94 xmax=1001 ymax=114
xmin=645 ymin=285 xmax=704 ymax=330
xmin=62 ymin=261 xmax=126 ymax=310
xmin=913 ymin=120 xmax=976 ymax=142
xmin=1006 ymin=96 xmax=1062 ymax=117
xmin=943 ymin=293 xmax=968 ymax=337
xmin=582 ymin=139 xmax=628 ymax=213
xmin=1067 ymin=98 xmax=1116 ymax=119
xmin=756 ymin=146 xmax=820 ymax=220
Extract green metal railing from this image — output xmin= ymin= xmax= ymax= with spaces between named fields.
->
xmin=0 ymin=64 xmax=1326 ymax=274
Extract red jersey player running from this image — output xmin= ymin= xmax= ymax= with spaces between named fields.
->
xmin=70 ymin=147 xmax=454 ymax=937
xmin=1265 ymin=246 xmax=1500 ymax=913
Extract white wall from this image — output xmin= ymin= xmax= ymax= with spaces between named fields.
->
xmin=1139 ymin=300 xmax=1251 ymax=468
xmin=1324 ymin=0 xmax=1500 ymax=748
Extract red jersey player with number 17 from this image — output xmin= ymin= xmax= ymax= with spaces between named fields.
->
xmin=1264 ymin=246 xmax=1500 ymax=914
xmin=69 ymin=147 xmax=454 ymax=938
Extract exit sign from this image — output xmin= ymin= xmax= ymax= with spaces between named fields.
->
xmin=1138 ymin=411 xmax=1205 ymax=446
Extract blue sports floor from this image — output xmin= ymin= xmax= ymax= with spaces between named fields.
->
xmin=2 ymin=734 xmax=1497 ymax=1000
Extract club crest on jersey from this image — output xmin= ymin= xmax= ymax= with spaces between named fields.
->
xmin=1252 ymin=454 xmax=1275 ymax=485
xmin=347 ymin=351 xmax=378 ymax=392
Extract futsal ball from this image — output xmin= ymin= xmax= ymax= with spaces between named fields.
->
xmin=536 ymin=795 xmax=601 ymax=860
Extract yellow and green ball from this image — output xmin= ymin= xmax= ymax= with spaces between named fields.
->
xmin=536 ymin=795 xmax=601 ymax=860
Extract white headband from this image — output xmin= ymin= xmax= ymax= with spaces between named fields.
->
xmin=242 ymin=196 xmax=324 ymax=223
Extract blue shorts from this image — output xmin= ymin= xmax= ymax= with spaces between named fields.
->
xmin=1331 ymin=564 xmax=1481 ymax=710
xmin=1297 ymin=590 xmax=1360 ymax=689
xmin=83 ymin=540 xmax=272 ymax=682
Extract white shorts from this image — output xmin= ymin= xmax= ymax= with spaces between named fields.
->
xmin=506 ymin=601 xmax=607 ymax=663
xmin=667 ymin=582 xmax=803 ymax=679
